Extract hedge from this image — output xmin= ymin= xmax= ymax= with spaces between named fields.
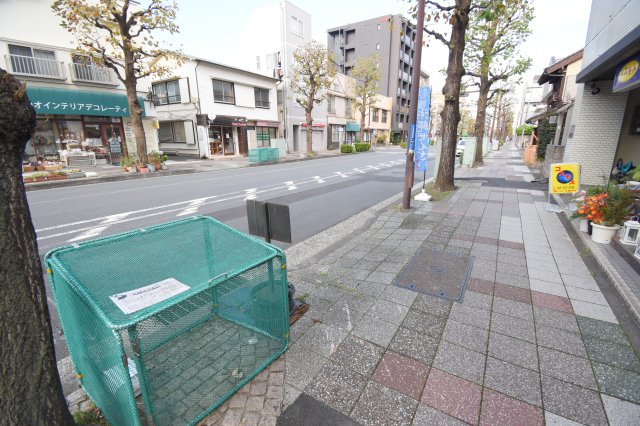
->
xmin=340 ymin=144 xmax=353 ymax=153
xmin=354 ymin=143 xmax=371 ymax=152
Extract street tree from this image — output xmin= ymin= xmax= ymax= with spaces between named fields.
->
xmin=52 ymin=0 xmax=183 ymax=164
xmin=465 ymin=0 xmax=533 ymax=165
xmin=351 ymin=55 xmax=381 ymax=144
xmin=290 ymin=41 xmax=336 ymax=155
xmin=415 ymin=0 xmax=508 ymax=191
xmin=0 ymin=69 xmax=74 ymax=425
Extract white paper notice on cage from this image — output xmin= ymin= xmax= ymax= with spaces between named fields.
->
xmin=109 ymin=278 xmax=190 ymax=314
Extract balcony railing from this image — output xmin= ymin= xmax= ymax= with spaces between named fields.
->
xmin=6 ymin=54 xmax=65 ymax=79
xmin=70 ymin=62 xmax=118 ymax=84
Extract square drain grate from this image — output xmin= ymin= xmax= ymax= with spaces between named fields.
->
xmin=393 ymin=248 xmax=474 ymax=301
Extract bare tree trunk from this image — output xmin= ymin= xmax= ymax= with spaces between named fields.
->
xmin=434 ymin=0 xmax=471 ymax=192
xmin=125 ymin=80 xmax=148 ymax=164
xmin=359 ymin=105 xmax=365 ymax=144
xmin=305 ymin=109 xmax=313 ymax=154
xmin=489 ymin=99 xmax=497 ymax=143
xmin=0 ymin=69 xmax=74 ymax=425
xmin=474 ymin=80 xmax=489 ymax=165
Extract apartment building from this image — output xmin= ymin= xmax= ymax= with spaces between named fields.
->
xmin=327 ymin=14 xmax=417 ymax=140
xmin=151 ymin=58 xmax=279 ymax=158
xmin=0 ymin=0 xmax=158 ymax=166
xmin=326 ymin=73 xmax=392 ymax=147
xmin=252 ymin=1 xmax=328 ymax=154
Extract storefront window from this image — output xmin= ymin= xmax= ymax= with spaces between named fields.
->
xmin=159 ymin=121 xmax=187 ymax=143
xmin=255 ymin=126 xmax=276 ymax=147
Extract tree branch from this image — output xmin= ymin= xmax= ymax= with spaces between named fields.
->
xmin=426 ymin=0 xmax=456 ymax=11
xmin=423 ymin=28 xmax=450 ymax=47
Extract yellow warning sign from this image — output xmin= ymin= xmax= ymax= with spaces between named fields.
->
xmin=549 ymin=163 xmax=580 ymax=194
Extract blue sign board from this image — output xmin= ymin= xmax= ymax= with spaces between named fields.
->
xmin=414 ymin=86 xmax=431 ymax=172
xmin=613 ymin=53 xmax=640 ymax=93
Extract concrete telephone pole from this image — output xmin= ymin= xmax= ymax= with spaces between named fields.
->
xmin=402 ymin=0 xmax=425 ymax=210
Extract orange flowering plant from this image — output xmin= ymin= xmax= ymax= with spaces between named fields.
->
xmin=575 ymin=193 xmax=607 ymax=222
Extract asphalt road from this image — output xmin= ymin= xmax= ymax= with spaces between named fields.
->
xmin=27 ymin=147 xmax=435 ymax=369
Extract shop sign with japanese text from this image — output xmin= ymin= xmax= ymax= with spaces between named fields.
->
xmin=549 ymin=163 xmax=580 ymax=194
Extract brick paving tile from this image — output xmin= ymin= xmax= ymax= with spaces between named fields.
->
xmin=479 ymin=389 xmax=543 ymax=426
xmin=412 ymin=404 xmax=467 ymax=425
xmin=488 ymin=332 xmax=538 ymax=371
xmin=468 ymin=278 xmax=495 ymax=296
xmin=498 ymin=240 xmax=525 ymax=250
xmin=540 ymin=375 xmax=608 ymax=425
xmin=351 ymin=381 xmax=418 ymax=426
xmin=538 ymin=347 xmax=598 ymax=390
xmin=372 ymin=351 xmax=430 ymax=400
xmin=305 ymin=361 xmax=368 ymax=415
xmin=531 ymin=291 xmax=573 ymax=314
xmin=422 ymin=368 xmax=482 ymax=425
xmin=475 ymin=236 xmax=499 ymax=246
xmin=484 ymin=357 xmax=541 ymax=406
xmin=493 ymin=283 xmax=531 ymax=305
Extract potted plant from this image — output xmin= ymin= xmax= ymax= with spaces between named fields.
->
xmin=149 ymin=151 xmax=162 ymax=170
xmin=160 ymin=154 xmax=169 ymax=170
xmin=572 ymin=190 xmax=590 ymax=233
xmin=120 ymin=155 xmax=136 ymax=172
xmin=590 ymin=186 xmax=635 ymax=244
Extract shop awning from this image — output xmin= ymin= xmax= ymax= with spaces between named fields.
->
xmin=210 ymin=115 xmax=247 ymax=127
xmin=346 ymin=122 xmax=360 ymax=132
xmin=526 ymin=101 xmax=574 ymax=124
xmin=25 ymin=86 xmax=145 ymax=117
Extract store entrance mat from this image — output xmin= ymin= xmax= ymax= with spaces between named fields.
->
xmin=393 ymin=248 xmax=474 ymax=301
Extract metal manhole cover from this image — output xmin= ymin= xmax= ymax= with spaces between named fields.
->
xmin=393 ymin=248 xmax=474 ymax=301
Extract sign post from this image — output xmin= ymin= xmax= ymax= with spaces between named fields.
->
xmin=414 ymin=86 xmax=432 ymax=201
xmin=546 ymin=162 xmax=580 ymax=212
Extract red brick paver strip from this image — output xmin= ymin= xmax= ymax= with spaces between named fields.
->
xmin=372 ymin=351 xmax=430 ymax=400
xmin=480 ymin=389 xmax=544 ymax=426
xmin=468 ymin=278 xmax=495 ymax=296
xmin=475 ymin=236 xmax=499 ymax=246
xmin=422 ymin=368 xmax=482 ymax=424
xmin=494 ymin=283 xmax=532 ymax=305
xmin=499 ymin=240 xmax=525 ymax=250
xmin=531 ymin=291 xmax=573 ymax=313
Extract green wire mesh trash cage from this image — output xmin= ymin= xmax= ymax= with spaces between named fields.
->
xmin=45 ymin=216 xmax=290 ymax=426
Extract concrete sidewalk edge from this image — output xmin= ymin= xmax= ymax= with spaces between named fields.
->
xmin=552 ymin=193 xmax=640 ymax=323
xmin=285 ymin=178 xmax=432 ymax=269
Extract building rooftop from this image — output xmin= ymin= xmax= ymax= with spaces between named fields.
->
xmin=537 ymin=49 xmax=584 ymax=85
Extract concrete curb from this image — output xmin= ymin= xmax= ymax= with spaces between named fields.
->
xmin=25 ymin=151 xmax=386 ymax=191
xmin=285 ymin=178 xmax=432 ymax=269
xmin=25 ymin=168 xmax=199 ymax=191
xmin=552 ymin=193 xmax=640 ymax=323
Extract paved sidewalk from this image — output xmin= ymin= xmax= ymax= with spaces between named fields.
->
xmin=202 ymin=143 xmax=640 ymax=425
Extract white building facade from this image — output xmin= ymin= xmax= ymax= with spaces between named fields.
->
xmin=0 ymin=0 xmax=159 ymax=166
xmin=152 ymin=58 xmax=279 ymax=158
xmin=563 ymin=0 xmax=640 ymax=185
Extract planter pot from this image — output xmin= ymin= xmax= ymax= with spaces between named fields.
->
xmin=161 ymin=164 xmax=168 ymax=170
xmin=154 ymin=162 xmax=161 ymax=170
xmin=591 ymin=223 xmax=620 ymax=244
xmin=129 ymin=167 xmax=138 ymax=173
xmin=147 ymin=164 xmax=156 ymax=172
xmin=138 ymin=167 xmax=150 ymax=174
xmin=22 ymin=165 xmax=35 ymax=172
xmin=36 ymin=165 xmax=46 ymax=171
xmin=46 ymin=174 xmax=68 ymax=181
xmin=579 ymin=218 xmax=589 ymax=233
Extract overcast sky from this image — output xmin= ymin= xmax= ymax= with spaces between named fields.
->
xmin=170 ymin=0 xmax=591 ymax=93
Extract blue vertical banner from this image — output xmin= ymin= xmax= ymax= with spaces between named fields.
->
xmin=414 ymin=86 xmax=432 ymax=172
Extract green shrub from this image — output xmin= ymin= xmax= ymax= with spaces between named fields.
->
xmin=399 ymin=141 xmax=407 ymax=149
xmin=515 ymin=124 xmax=534 ymax=136
xmin=354 ymin=143 xmax=370 ymax=152
xmin=340 ymin=144 xmax=353 ymax=153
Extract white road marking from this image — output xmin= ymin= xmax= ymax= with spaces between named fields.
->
xmin=67 ymin=226 xmax=110 ymax=243
xmin=37 ymin=159 xmax=407 ymax=242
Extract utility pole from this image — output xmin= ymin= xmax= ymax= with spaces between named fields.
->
xmin=402 ymin=0 xmax=425 ymax=209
